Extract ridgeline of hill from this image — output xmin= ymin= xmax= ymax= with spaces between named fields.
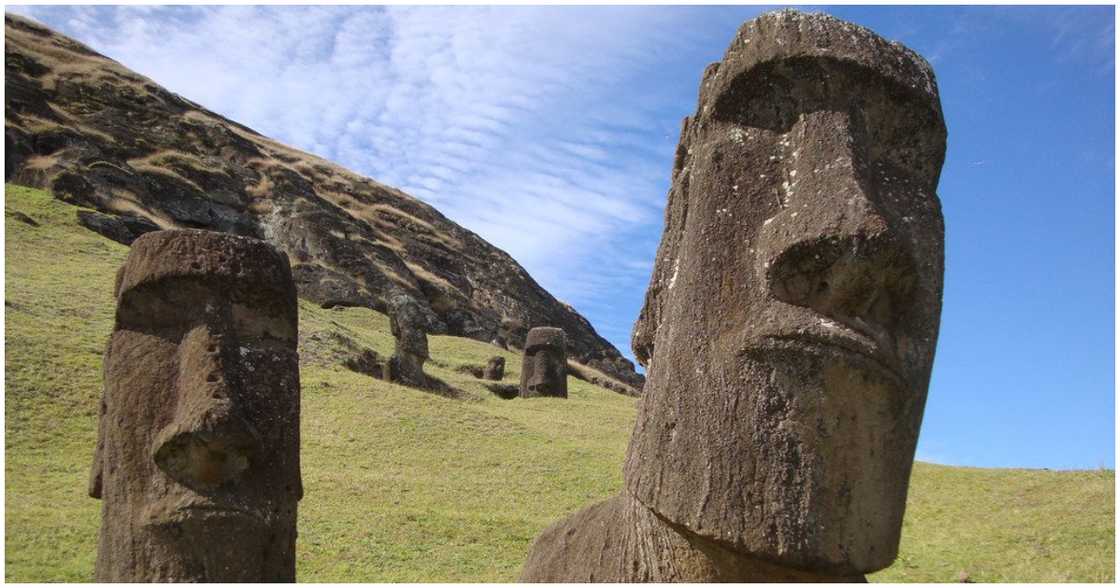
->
xmin=3 ymin=12 xmax=642 ymax=389
xmin=5 ymin=183 xmax=1115 ymax=582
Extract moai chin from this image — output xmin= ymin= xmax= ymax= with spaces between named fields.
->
xmin=519 ymin=327 xmax=567 ymax=398
xmin=90 ymin=230 xmax=302 ymax=582
xmin=521 ymin=9 xmax=946 ymax=582
xmin=387 ymin=293 xmax=430 ymax=388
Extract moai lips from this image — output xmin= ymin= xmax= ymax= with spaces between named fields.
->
xmin=519 ymin=327 xmax=568 ymax=398
xmin=523 ymin=9 xmax=946 ymax=581
xmin=89 ymin=230 xmax=302 ymax=582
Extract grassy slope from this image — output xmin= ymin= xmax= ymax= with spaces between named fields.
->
xmin=4 ymin=183 xmax=1114 ymax=582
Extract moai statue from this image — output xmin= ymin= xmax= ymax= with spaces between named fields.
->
xmin=519 ymin=327 xmax=567 ymax=398
xmin=521 ymin=9 xmax=946 ymax=582
xmin=388 ymin=293 xmax=430 ymax=388
xmin=89 ymin=230 xmax=302 ymax=582
xmin=483 ymin=356 xmax=506 ymax=381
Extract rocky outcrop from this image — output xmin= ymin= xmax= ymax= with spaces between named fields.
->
xmin=4 ymin=13 xmax=642 ymax=389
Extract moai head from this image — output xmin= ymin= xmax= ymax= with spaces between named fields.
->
xmin=388 ymin=293 xmax=429 ymax=387
xmin=388 ymin=293 xmax=429 ymax=360
xmin=624 ymin=10 xmax=946 ymax=576
xmin=90 ymin=230 xmax=302 ymax=582
xmin=484 ymin=356 xmax=506 ymax=381
xmin=519 ymin=327 xmax=568 ymax=398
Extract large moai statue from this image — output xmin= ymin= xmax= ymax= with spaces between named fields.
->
xmin=387 ymin=293 xmax=430 ymax=388
xmin=519 ymin=327 xmax=568 ymax=398
xmin=521 ymin=10 xmax=946 ymax=582
xmin=89 ymin=230 xmax=302 ymax=582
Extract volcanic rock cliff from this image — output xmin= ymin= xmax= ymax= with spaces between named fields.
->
xmin=4 ymin=13 xmax=642 ymax=388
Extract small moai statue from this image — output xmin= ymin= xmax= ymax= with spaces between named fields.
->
xmin=519 ymin=327 xmax=567 ymax=398
xmin=483 ymin=356 xmax=505 ymax=381
xmin=387 ymin=293 xmax=430 ymax=388
xmin=521 ymin=9 xmax=947 ymax=582
xmin=90 ymin=230 xmax=302 ymax=582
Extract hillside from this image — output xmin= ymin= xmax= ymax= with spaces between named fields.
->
xmin=3 ymin=13 xmax=642 ymax=389
xmin=5 ymin=183 xmax=1115 ymax=582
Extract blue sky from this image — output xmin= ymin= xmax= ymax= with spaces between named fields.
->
xmin=8 ymin=5 xmax=1114 ymax=470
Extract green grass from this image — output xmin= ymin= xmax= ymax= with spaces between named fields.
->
xmin=4 ymin=183 xmax=1114 ymax=582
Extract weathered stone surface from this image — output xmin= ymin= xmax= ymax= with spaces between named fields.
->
xmin=519 ymin=327 xmax=567 ymax=399
xmin=90 ymin=229 xmax=301 ymax=582
xmin=387 ymin=293 xmax=430 ymax=388
xmin=520 ymin=494 xmax=865 ymax=582
xmin=76 ymin=209 xmax=160 ymax=245
xmin=3 ymin=13 xmax=643 ymax=390
xmin=523 ymin=9 xmax=946 ymax=581
xmin=483 ymin=356 xmax=505 ymax=381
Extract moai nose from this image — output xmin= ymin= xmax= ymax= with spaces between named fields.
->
xmin=152 ymin=324 xmax=262 ymax=490
xmin=763 ymin=111 xmax=918 ymax=339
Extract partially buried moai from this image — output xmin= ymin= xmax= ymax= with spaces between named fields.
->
xmin=519 ymin=327 xmax=567 ymax=398
xmin=387 ymin=293 xmax=430 ymax=388
xmin=521 ymin=10 xmax=946 ymax=582
xmin=90 ymin=230 xmax=302 ymax=582
xmin=484 ymin=356 xmax=505 ymax=381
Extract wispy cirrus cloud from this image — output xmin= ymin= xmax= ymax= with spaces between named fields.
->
xmin=7 ymin=5 xmax=763 ymax=363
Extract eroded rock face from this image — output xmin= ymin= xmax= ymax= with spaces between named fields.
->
xmin=388 ymin=293 xmax=430 ymax=388
xmin=4 ymin=13 xmax=643 ymax=390
xmin=519 ymin=327 xmax=567 ymax=398
xmin=90 ymin=230 xmax=301 ymax=582
xmin=523 ymin=9 xmax=946 ymax=582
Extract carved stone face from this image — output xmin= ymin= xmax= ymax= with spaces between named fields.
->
xmin=624 ymin=11 xmax=947 ymax=576
xmin=90 ymin=230 xmax=301 ymax=582
xmin=389 ymin=294 xmax=430 ymax=360
xmin=519 ymin=327 xmax=568 ymax=398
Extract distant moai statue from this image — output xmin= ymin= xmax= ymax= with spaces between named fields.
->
xmin=484 ymin=356 xmax=506 ymax=381
xmin=90 ymin=230 xmax=302 ymax=582
xmin=387 ymin=293 xmax=430 ymax=388
xmin=521 ymin=9 xmax=946 ymax=582
xmin=519 ymin=327 xmax=568 ymax=398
